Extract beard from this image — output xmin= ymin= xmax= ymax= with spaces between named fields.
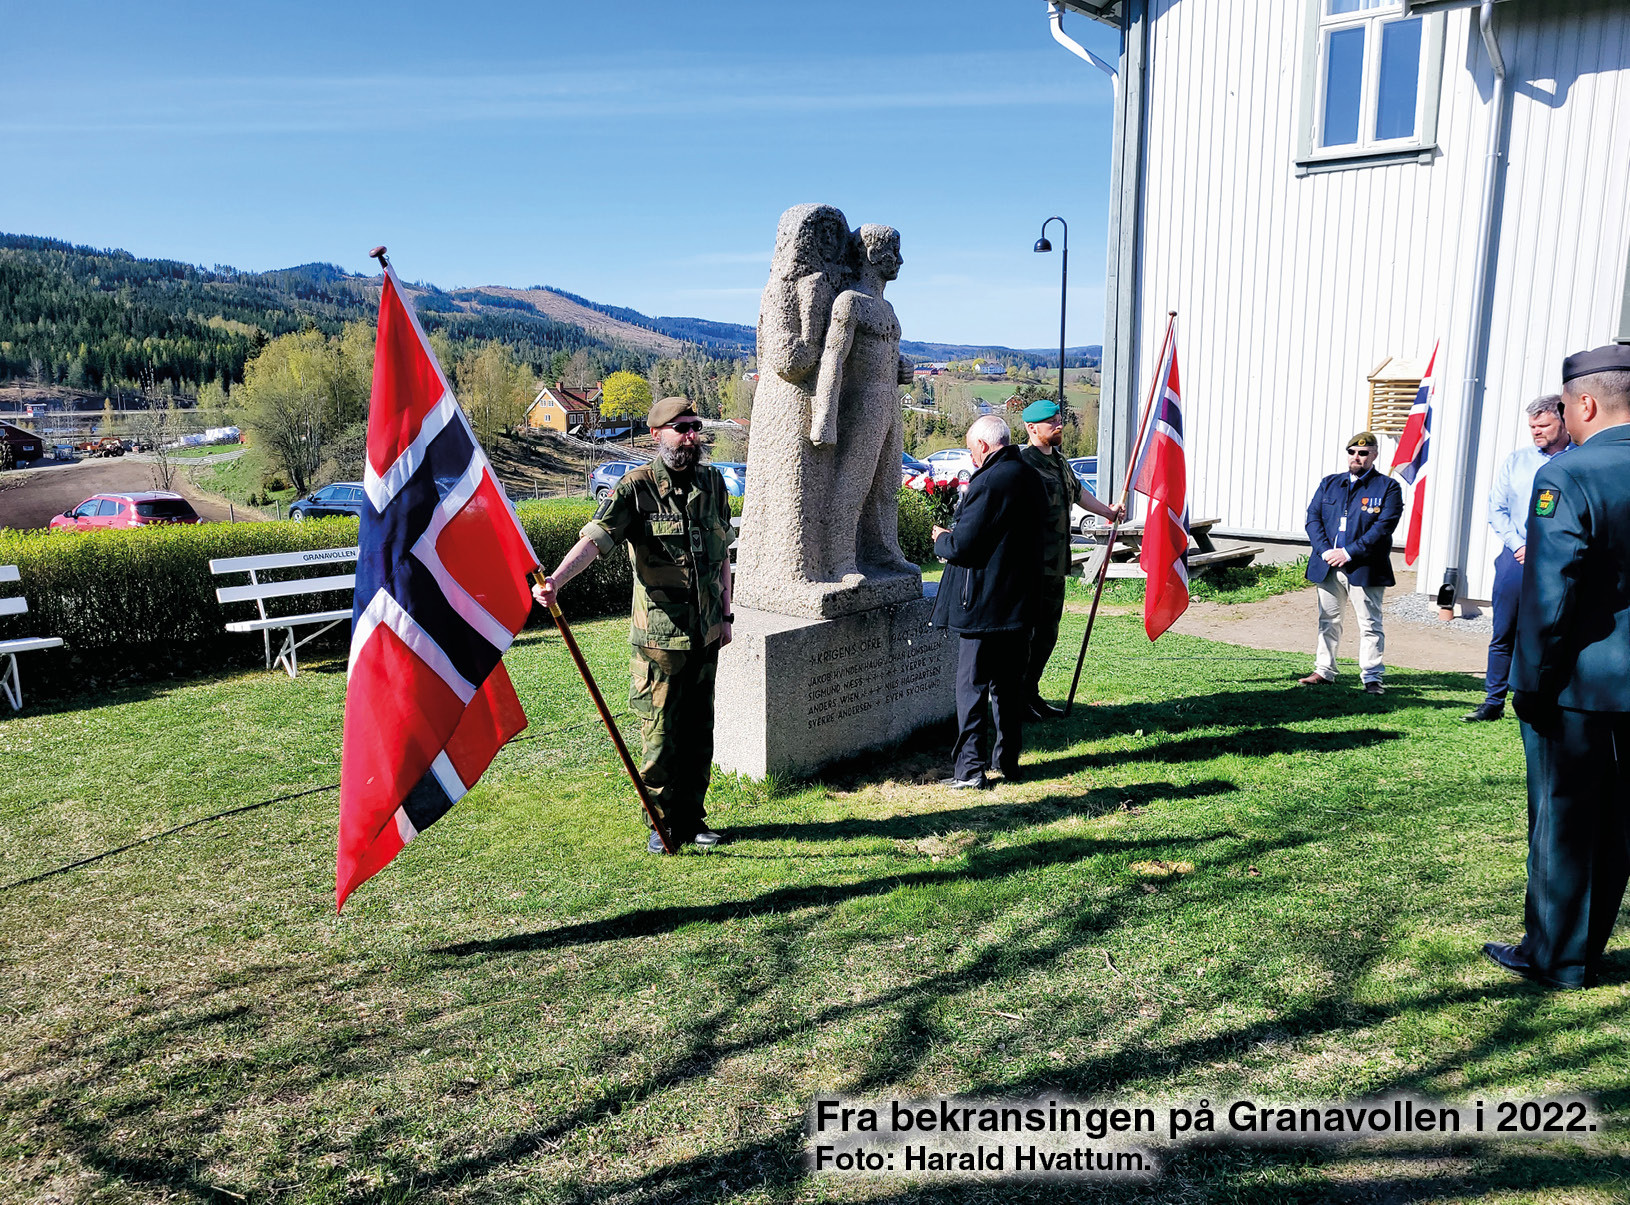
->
xmin=660 ymin=442 xmax=701 ymax=473
xmin=1047 ymin=427 xmax=1064 ymax=448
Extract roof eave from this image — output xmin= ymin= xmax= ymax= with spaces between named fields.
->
xmin=1055 ymin=0 xmax=1123 ymax=29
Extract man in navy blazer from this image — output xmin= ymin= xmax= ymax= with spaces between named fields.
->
xmin=1299 ymin=432 xmax=1404 ymax=695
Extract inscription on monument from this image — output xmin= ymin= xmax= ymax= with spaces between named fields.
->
xmin=804 ymin=638 xmax=946 ymax=731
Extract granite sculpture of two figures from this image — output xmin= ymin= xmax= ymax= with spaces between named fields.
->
xmin=718 ymin=204 xmax=958 ymax=781
xmin=735 ymin=204 xmax=922 ymax=619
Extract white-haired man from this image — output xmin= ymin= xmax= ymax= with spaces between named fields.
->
xmin=928 ymin=415 xmax=1047 ymax=788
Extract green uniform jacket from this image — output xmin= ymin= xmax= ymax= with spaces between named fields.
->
xmin=581 ymin=459 xmax=734 ymax=650
xmin=1512 ymin=424 xmax=1630 ymax=711
xmin=1020 ymin=443 xmax=1077 ymax=578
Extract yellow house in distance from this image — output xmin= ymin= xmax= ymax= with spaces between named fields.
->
xmin=525 ymin=381 xmax=603 ymax=435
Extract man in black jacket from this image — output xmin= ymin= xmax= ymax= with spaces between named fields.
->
xmin=930 ymin=415 xmax=1047 ymax=789
xmin=1485 ymin=345 xmax=1630 ymax=990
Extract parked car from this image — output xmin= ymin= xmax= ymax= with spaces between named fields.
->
xmin=901 ymin=452 xmax=931 ymax=487
xmin=590 ymin=460 xmax=639 ymax=500
xmin=924 ymin=448 xmax=975 ymax=484
xmin=50 ymin=491 xmax=201 ymax=530
xmin=709 ymin=461 xmax=747 ymax=498
xmin=289 ymin=482 xmax=366 ymax=521
xmin=1068 ymin=456 xmax=1098 ymax=496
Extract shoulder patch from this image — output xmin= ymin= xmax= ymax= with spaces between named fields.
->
xmin=1534 ymin=487 xmax=1558 ymax=518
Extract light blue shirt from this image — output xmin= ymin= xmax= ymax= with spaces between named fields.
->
xmin=1489 ymin=441 xmax=1570 ymax=552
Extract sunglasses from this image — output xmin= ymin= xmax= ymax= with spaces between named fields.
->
xmin=666 ymin=421 xmax=703 ymax=435
xmin=1346 ymin=446 xmax=1375 ymax=455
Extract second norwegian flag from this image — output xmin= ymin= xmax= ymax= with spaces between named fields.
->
xmin=1129 ymin=318 xmax=1191 ymax=640
xmin=1388 ymin=341 xmax=1437 ymax=566
xmin=336 ymin=248 xmax=541 ymax=912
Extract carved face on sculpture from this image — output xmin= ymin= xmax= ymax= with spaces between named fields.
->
xmin=772 ymin=203 xmax=850 ymax=281
xmin=857 ymin=225 xmax=902 ymax=282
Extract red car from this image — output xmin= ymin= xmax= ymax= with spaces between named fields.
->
xmin=50 ymin=491 xmax=202 ymax=531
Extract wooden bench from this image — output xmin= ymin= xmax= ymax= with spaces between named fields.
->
xmin=0 ymin=566 xmax=65 ymax=710
xmin=210 ymin=546 xmax=357 ymax=677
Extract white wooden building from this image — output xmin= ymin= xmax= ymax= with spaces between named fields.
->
xmin=1060 ymin=0 xmax=1630 ymax=600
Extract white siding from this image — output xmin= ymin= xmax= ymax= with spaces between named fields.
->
xmin=1130 ymin=0 xmax=1630 ymax=597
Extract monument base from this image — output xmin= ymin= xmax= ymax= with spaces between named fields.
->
xmin=714 ymin=591 xmax=957 ymax=780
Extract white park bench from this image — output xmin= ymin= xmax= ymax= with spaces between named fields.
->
xmin=0 ymin=566 xmax=64 ymax=711
xmin=210 ymin=546 xmax=357 ymax=678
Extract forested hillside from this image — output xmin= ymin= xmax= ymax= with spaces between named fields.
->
xmin=0 ymin=234 xmax=699 ymax=397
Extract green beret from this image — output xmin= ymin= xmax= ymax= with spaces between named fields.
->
xmin=1022 ymin=399 xmax=1062 ymax=423
xmin=648 ymin=396 xmax=697 ymax=428
xmin=1347 ymin=431 xmax=1379 ymax=449
xmin=1562 ymin=344 xmax=1630 ymax=383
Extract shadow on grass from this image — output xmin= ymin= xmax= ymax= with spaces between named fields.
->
xmin=720 ymin=778 xmax=1238 ymax=846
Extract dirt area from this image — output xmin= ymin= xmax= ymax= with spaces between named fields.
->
xmin=1082 ymin=569 xmax=1488 ymax=677
xmin=0 ymin=459 xmax=258 ymax=530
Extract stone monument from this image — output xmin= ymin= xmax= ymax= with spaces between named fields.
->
xmin=716 ymin=205 xmax=957 ymax=780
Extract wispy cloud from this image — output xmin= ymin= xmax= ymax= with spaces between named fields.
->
xmin=0 ymin=51 xmax=1110 ymax=135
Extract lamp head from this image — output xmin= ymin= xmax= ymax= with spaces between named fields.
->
xmin=1033 ymin=236 xmax=1052 ymax=253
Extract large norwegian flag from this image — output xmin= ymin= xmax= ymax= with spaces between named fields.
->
xmin=1388 ymin=341 xmax=1437 ymax=566
xmin=1129 ymin=325 xmax=1190 ymax=640
xmin=336 ymin=259 xmax=540 ymax=911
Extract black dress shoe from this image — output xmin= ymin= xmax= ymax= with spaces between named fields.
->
xmin=1463 ymin=702 xmax=1505 ymax=722
xmin=1028 ymin=698 xmax=1064 ymax=719
xmin=1482 ymin=941 xmax=1587 ymax=990
xmin=691 ymin=828 xmax=723 ymax=848
xmin=939 ymin=774 xmax=990 ymax=790
xmin=997 ymin=765 xmax=1022 ymax=783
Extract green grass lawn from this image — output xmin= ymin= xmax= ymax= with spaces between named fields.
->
xmin=2 ymin=613 xmax=1627 ymax=1203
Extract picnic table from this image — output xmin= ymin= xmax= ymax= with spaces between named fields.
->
xmin=1070 ymin=517 xmax=1265 ymax=579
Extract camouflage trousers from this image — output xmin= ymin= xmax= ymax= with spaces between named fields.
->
xmin=629 ymin=642 xmax=719 ymax=835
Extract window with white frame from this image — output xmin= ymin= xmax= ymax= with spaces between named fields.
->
xmin=1304 ymin=0 xmax=1442 ymax=160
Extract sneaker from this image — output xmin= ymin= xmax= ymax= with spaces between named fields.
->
xmin=1463 ymin=702 xmax=1505 ymax=722
xmin=647 ymin=830 xmax=675 ymax=855
xmin=691 ymin=828 xmax=723 ymax=848
xmin=1363 ymin=681 xmax=1385 ymax=696
xmin=1297 ymin=673 xmax=1333 ymax=686
xmin=938 ymin=774 xmax=990 ymax=790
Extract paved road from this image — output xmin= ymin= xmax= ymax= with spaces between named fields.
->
xmin=0 ymin=457 xmax=260 ymax=530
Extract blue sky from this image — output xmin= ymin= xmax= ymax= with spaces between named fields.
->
xmin=1 ymin=1 xmax=1120 ymax=349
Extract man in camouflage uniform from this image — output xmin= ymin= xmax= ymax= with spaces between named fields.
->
xmin=532 ymin=397 xmax=735 ymax=852
xmin=1018 ymin=398 xmax=1123 ymax=718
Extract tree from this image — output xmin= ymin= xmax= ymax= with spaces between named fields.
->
xmin=455 ymin=341 xmax=533 ymax=447
xmin=238 ymin=324 xmax=373 ymax=495
xmin=600 ymin=371 xmax=653 ymax=431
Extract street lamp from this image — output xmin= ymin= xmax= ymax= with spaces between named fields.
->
xmin=1034 ymin=216 xmax=1068 ymax=411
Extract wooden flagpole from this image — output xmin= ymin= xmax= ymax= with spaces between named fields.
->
xmin=1064 ymin=311 xmax=1177 ymax=716
xmin=533 ymin=572 xmax=677 ymax=854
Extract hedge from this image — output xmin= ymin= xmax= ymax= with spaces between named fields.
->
xmin=0 ymin=492 xmax=924 ymax=698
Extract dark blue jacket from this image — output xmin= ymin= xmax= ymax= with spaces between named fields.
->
xmin=1513 ymin=424 xmax=1630 ymax=712
xmin=1305 ymin=468 xmax=1403 ymax=587
xmin=930 ymin=443 xmax=1046 ymax=634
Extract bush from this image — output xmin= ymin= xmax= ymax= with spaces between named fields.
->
xmin=896 ymin=489 xmax=935 ymax=563
xmin=0 ymin=499 xmax=634 ymax=697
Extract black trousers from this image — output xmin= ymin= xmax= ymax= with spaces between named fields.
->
xmin=1484 ymin=549 xmax=1522 ymax=704
xmin=1026 ymin=576 xmax=1069 ymax=701
xmin=953 ymin=631 xmax=1028 ymax=781
xmin=1518 ymin=709 xmax=1630 ymax=986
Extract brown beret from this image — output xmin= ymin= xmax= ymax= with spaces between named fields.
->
xmin=1562 ymin=344 xmax=1630 ymax=383
xmin=648 ymin=396 xmax=697 ymax=428
xmin=1347 ymin=431 xmax=1379 ymax=449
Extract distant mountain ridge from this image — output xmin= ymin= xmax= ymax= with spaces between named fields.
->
xmin=0 ymin=231 xmax=1100 ymax=398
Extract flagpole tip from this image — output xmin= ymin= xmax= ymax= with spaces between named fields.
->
xmin=369 ymin=246 xmax=389 ymax=267
xmin=1168 ymin=310 xmax=1177 ymax=317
